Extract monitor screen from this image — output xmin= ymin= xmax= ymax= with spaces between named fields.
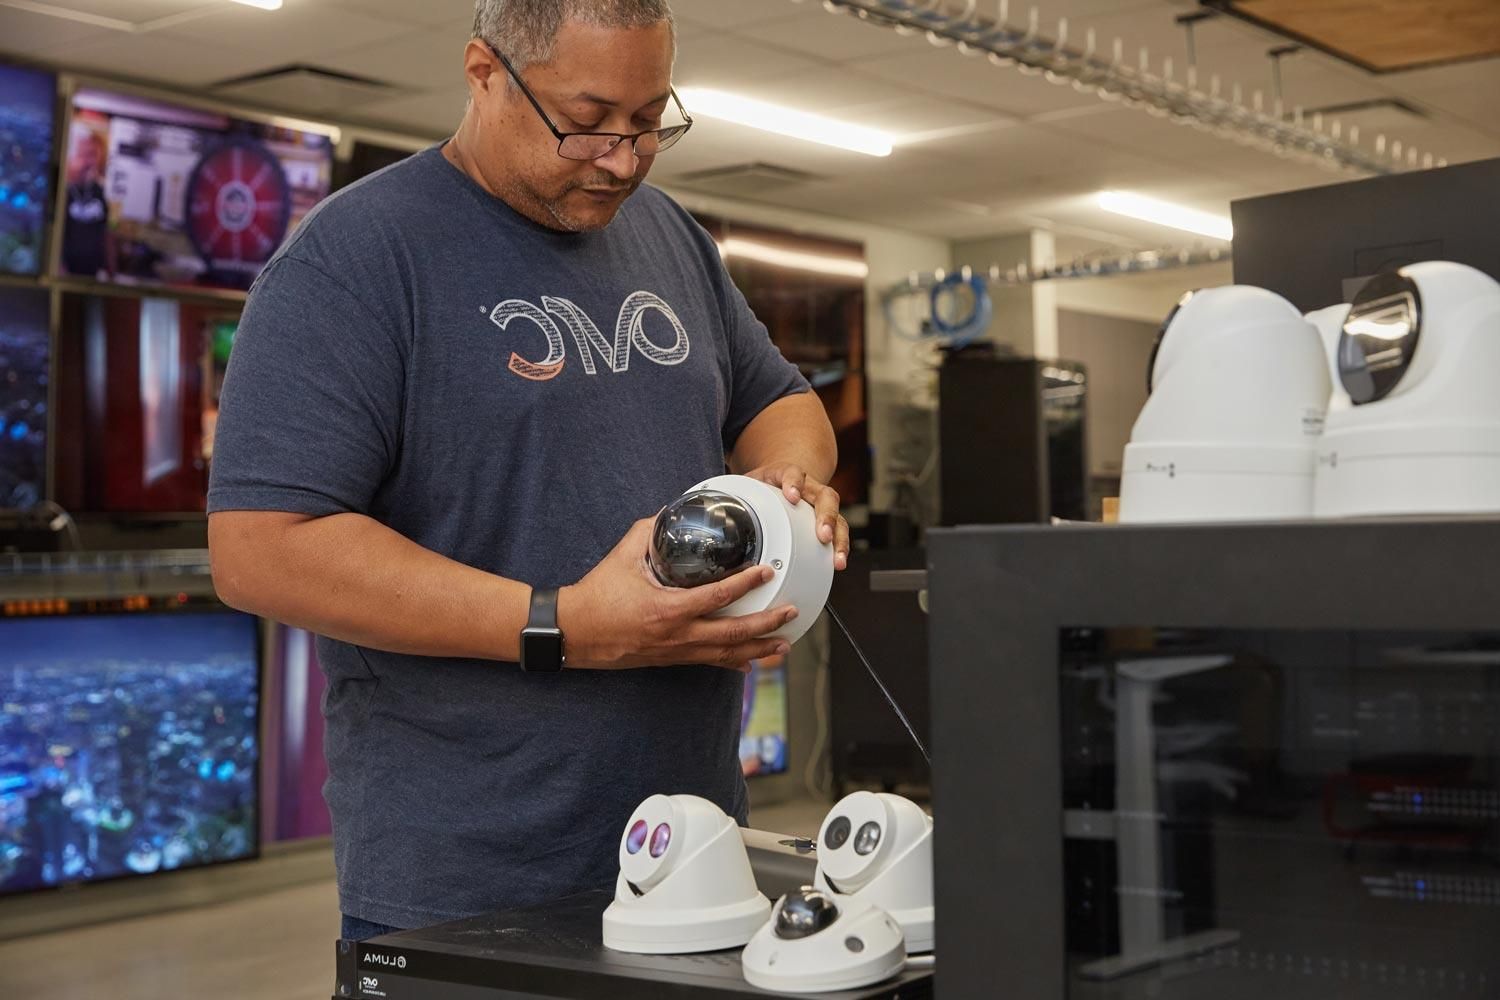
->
xmin=53 ymin=292 xmax=241 ymax=514
xmin=741 ymin=654 xmax=789 ymax=778
xmin=334 ymin=140 xmax=416 ymax=191
xmin=0 ymin=609 xmax=260 ymax=895
xmin=0 ymin=62 xmax=56 ymax=277
xmin=57 ymin=89 xmax=334 ymax=291
xmin=0 ymin=285 xmax=49 ymax=511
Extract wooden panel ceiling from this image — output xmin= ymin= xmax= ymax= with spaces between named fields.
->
xmin=1212 ymin=0 xmax=1500 ymax=72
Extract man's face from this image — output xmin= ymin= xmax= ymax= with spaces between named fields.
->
xmin=468 ymin=20 xmax=675 ymax=233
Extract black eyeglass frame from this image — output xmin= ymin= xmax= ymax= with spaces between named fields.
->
xmin=485 ymin=42 xmax=694 ymax=161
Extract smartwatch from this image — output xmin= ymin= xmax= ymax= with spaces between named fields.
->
xmin=519 ymin=587 xmax=565 ymax=673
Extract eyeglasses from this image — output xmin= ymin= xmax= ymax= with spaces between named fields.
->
xmin=487 ymin=43 xmax=693 ymax=161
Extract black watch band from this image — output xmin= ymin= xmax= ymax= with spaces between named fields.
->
xmin=520 ymin=587 xmax=565 ymax=673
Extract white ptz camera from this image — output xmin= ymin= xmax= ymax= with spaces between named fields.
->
xmin=811 ymin=791 xmax=934 ymax=953
xmin=601 ymin=794 xmax=771 ymax=954
xmin=1315 ymin=261 xmax=1500 ymax=517
xmin=1119 ymin=286 xmax=1330 ymax=523
xmin=741 ymin=888 xmax=907 ymax=994
xmin=649 ymin=474 xmax=834 ymax=645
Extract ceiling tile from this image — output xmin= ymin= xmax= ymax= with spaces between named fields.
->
xmin=730 ymin=9 xmax=920 ymax=63
xmin=33 ymin=29 xmax=270 ymax=87
xmin=328 ymin=0 xmax=477 ymax=28
xmin=0 ymin=6 xmax=116 ymax=53
xmin=313 ymin=18 xmax=471 ymax=91
xmin=154 ymin=0 xmax=414 ymax=67
xmin=670 ymin=0 xmax=803 ymax=31
xmin=352 ymin=87 xmax=468 ymax=137
xmin=29 ymin=0 xmax=216 ymax=22
xmin=673 ymin=33 xmax=824 ymax=89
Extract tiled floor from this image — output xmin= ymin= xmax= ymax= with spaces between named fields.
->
xmin=0 ymin=795 xmax=836 ymax=1000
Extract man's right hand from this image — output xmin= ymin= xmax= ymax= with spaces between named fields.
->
xmin=558 ymin=516 xmax=798 ymax=672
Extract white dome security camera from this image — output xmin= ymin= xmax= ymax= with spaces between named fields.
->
xmin=1315 ymin=262 xmax=1500 ymax=517
xmin=1119 ymin=286 xmax=1331 ymax=523
xmin=649 ymin=474 xmax=834 ymax=645
xmin=741 ymin=888 xmax=907 ymax=994
xmin=811 ymin=791 xmax=934 ymax=953
xmin=601 ymin=794 xmax=771 ymax=954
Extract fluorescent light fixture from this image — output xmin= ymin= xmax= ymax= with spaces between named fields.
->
xmin=1096 ymin=190 xmax=1233 ymax=242
xmin=230 ymin=0 xmax=283 ymax=9
xmin=718 ymin=237 xmax=870 ymax=280
xmin=677 ymin=87 xmax=893 ymax=157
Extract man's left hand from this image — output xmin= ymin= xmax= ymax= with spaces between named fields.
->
xmin=744 ymin=464 xmax=849 ymax=571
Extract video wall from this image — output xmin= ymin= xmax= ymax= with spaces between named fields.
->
xmin=0 ymin=608 xmax=261 ymax=896
xmin=60 ymin=88 xmax=334 ymax=292
xmin=0 ymin=286 xmax=49 ymax=511
xmin=0 ymin=63 xmax=56 ymax=277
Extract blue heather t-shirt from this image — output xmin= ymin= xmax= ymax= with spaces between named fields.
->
xmin=207 ymin=146 xmax=809 ymax=929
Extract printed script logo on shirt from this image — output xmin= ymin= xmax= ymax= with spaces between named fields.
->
xmin=488 ymin=290 xmax=691 ymax=381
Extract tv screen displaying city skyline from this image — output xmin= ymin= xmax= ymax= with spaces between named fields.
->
xmin=0 ymin=610 xmax=260 ymax=896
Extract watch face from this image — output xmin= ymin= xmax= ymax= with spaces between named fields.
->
xmin=1339 ymin=270 xmax=1422 ymax=405
xmin=522 ymin=629 xmax=565 ymax=672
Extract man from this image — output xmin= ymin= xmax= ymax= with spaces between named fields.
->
xmin=207 ymin=0 xmax=849 ymax=943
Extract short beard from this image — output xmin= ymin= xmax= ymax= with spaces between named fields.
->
xmin=502 ymin=170 xmax=642 ymax=234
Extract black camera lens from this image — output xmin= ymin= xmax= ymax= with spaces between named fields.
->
xmin=774 ymin=890 xmax=839 ymax=940
xmin=648 ymin=490 xmax=762 ymax=589
xmin=854 ymin=821 xmax=882 ymax=856
xmin=824 ymin=816 xmax=851 ymax=850
xmin=1340 ymin=270 xmax=1422 ymax=406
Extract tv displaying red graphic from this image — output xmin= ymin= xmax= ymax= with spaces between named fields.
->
xmin=58 ymin=89 xmax=333 ymax=292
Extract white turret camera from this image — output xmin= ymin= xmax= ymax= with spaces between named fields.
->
xmin=1315 ymin=261 xmax=1500 ymax=517
xmin=811 ymin=791 xmax=934 ymax=953
xmin=649 ymin=474 xmax=834 ymax=645
xmin=741 ymin=888 xmax=907 ymax=994
xmin=601 ymin=794 xmax=771 ymax=954
xmin=1119 ymin=286 xmax=1331 ymax=523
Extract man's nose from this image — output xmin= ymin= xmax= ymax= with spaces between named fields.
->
xmin=595 ymin=139 xmax=638 ymax=180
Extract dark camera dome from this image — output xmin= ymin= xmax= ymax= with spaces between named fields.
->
xmin=774 ymin=889 xmax=840 ymax=940
xmin=649 ymin=490 xmax=762 ymax=589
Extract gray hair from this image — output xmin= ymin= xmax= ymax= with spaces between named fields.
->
xmin=473 ymin=0 xmax=676 ymax=70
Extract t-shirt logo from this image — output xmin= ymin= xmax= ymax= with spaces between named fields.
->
xmin=489 ymin=291 xmax=691 ymax=382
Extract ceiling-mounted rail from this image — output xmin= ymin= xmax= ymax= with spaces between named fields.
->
xmin=806 ymin=0 xmax=1447 ymax=177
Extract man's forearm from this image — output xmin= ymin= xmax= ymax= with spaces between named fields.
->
xmin=730 ymin=391 xmax=837 ymax=481
xmin=209 ymin=510 xmax=529 ymax=661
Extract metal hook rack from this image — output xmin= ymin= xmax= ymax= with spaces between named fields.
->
xmin=801 ymin=0 xmax=1446 ymax=176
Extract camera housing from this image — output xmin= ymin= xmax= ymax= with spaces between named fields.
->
xmin=601 ymin=794 xmax=771 ymax=954
xmin=1315 ymin=261 xmax=1500 ymax=517
xmin=741 ymin=888 xmax=906 ymax=994
xmin=1119 ymin=286 xmax=1330 ymax=523
xmin=812 ymin=791 xmax=934 ymax=953
xmin=649 ymin=474 xmax=834 ymax=644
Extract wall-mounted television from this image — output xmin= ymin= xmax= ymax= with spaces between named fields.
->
xmin=0 ymin=608 xmax=261 ymax=896
xmin=0 ymin=286 xmax=50 ymax=511
xmin=57 ymin=88 xmax=334 ymax=291
xmin=54 ymin=292 xmax=240 ymax=515
xmin=0 ymin=62 xmax=56 ymax=277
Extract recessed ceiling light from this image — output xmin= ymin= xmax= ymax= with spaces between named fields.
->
xmin=1096 ymin=190 xmax=1233 ymax=242
xmin=230 ymin=0 xmax=283 ymax=10
xmin=677 ymin=87 xmax=894 ymax=158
